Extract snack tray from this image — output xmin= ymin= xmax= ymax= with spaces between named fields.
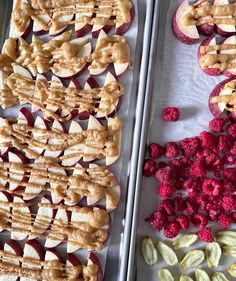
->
xmin=0 ymin=0 xmax=154 ymax=280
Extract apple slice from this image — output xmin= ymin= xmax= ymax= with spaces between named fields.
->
xmin=116 ymin=3 xmax=135 ymax=35
xmin=49 ymin=5 xmax=75 ymax=36
xmin=214 ymin=0 xmax=236 ymax=37
xmin=13 ymin=63 xmax=33 ymax=80
xmin=9 ymin=0 xmax=32 ymax=39
xmin=0 ymin=118 xmax=11 ymax=155
xmin=0 ymin=192 xmax=12 ymax=232
xmin=67 ymin=253 xmax=81 ymax=266
xmin=44 ymin=248 xmax=63 ymax=271
xmin=86 ymin=163 xmax=102 ymax=206
xmin=83 ymin=115 xmax=104 ymax=162
xmin=0 ymin=70 xmax=17 ymax=109
xmin=61 ymin=120 xmax=84 ymax=167
xmin=34 ymin=74 xmax=47 ymax=113
xmin=0 ymin=240 xmax=23 ymax=281
xmin=220 ymin=35 xmax=236 ymax=77
xmin=33 ymin=13 xmax=51 ymax=35
xmin=75 ymin=3 xmax=93 ymax=37
xmin=11 ymin=196 xmax=31 ymax=241
xmin=172 ymin=0 xmax=200 ymax=44
xmin=44 ymin=120 xmax=66 ymax=159
xmin=52 ymin=38 xmax=92 ymax=79
xmin=18 ymin=107 xmax=34 ymax=127
xmin=8 ymin=151 xmax=28 ymax=191
xmin=198 ymin=36 xmax=221 ymax=76
xmin=88 ymin=253 xmax=103 ymax=281
xmin=21 ymin=240 xmax=44 ymax=281
xmin=92 ymin=4 xmax=113 ymax=38
xmin=44 ymin=207 xmax=70 ymax=248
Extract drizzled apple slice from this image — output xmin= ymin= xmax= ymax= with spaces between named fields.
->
xmin=11 ymin=197 xmax=31 ymax=241
xmin=92 ymin=4 xmax=113 ymax=38
xmin=18 ymin=107 xmax=34 ymax=127
xmin=44 ymin=248 xmax=63 ymax=272
xmin=33 ymin=12 xmax=51 ymax=35
xmin=116 ymin=3 xmax=135 ymax=35
xmin=88 ymin=253 xmax=103 ymax=281
xmin=0 ymin=192 xmax=12 ymax=232
xmin=0 ymin=118 xmax=11 ymax=155
xmin=221 ymin=35 xmax=236 ymax=77
xmin=0 ymin=240 xmax=23 ymax=281
xmin=67 ymin=253 xmax=81 ymax=266
xmin=75 ymin=3 xmax=93 ymax=37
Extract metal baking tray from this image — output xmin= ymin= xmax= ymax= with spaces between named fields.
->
xmin=0 ymin=1 xmax=151 ymax=280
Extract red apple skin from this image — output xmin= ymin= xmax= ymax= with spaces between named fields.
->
xmin=25 ymin=239 xmax=45 ymax=261
xmin=67 ymin=253 xmax=81 ymax=265
xmin=21 ymin=19 xmax=33 ymax=40
xmin=197 ymin=36 xmax=221 ymax=76
xmin=215 ymin=25 xmax=236 ymax=37
xmin=19 ymin=107 xmax=35 ymax=127
xmin=86 ymin=76 xmax=100 ymax=88
xmin=88 ymin=253 xmax=103 ymax=281
xmin=116 ymin=5 xmax=135 ymax=35
xmin=5 ymin=239 xmax=23 ymax=257
xmin=45 ymin=248 xmax=63 ymax=263
xmin=0 ymin=191 xmax=13 ymax=203
xmin=208 ymin=77 xmax=235 ymax=117
xmin=92 ymin=17 xmax=114 ymax=39
xmin=76 ymin=24 xmax=93 ymax=37
xmin=197 ymin=24 xmax=214 ymax=36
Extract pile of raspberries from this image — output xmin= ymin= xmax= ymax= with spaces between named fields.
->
xmin=143 ymin=115 xmax=236 ymax=242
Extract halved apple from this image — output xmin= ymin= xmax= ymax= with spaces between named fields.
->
xmin=0 ymin=191 xmax=12 ymax=232
xmin=11 ymin=196 xmax=31 ymax=241
xmin=116 ymin=3 xmax=135 ymax=35
xmin=75 ymin=3 xmax=94 ymax=37
xmin=88 ymin=253 xmax=103 ymax=281
xmin=172 ymin=0 xmax=200 ymax=44
xmin=221 ymin=35 xmax=236 ymax=77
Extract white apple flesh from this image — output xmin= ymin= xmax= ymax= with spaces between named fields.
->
xmin=221 ymin=36 xmax=236 ymax=76
xmin=0 ymin=191 xmax=12 ymax=232
xmin=75 ymin=4 xmax=93 ymax=37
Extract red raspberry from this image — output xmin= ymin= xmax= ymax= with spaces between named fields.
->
xmin=209 ymin=117 xmax=228 ymax=132
xmin=222 ymin=154 xmax=235 ymax=165
xmin=183 ymin=178 xmax=201 ymax=195
xmin=174 ymin=196 xmax=186 ymax=212
xmin=224 ymin=168 xmax=236 ymax=182
xmin=165 ymin=142 xmax=179 ymax=158
xmin=200 ymin=131 xmax=218 ymax=149
xmin=180 ymin=137 xmax=201 ymax=156
xmin=176 ymin=215 xmax=190 ymax=230
xmin=162 ymin=107 xmax=180 ymax=122
xmin=148 ymin=143 xmax=165 ymax=159
xmin=197 ymin=194 xmax=209 ymax=210
xmin=159 ymin=162 xmax=168 ymax=168
xmin=164 ymin=222 xmax=181 ymax=238
xmin=198 ymin=227 xmax=214 ymax=243
xmin=218 ymin=135 xmax=233 ymax=152
xmin=202 ymin=178 xmax=222 ymax=196
xmin=155 ymin=166 xmax=173 ymax=183
xmin=206 ymin=203 xmax=223 ymax=220
xmin=227 ymin=123 xmax=236 ymax=138
xmin=159 ymin=183 xmax=176 ymax=199
xmin=189 ymin=160 xmax=206 ymax=178
xmin=184 ymin=198 xmax=199 ymax=216
xmin=222 ymin=195 xmax=236 ymax=211
xmin=217 ymin=213 xmax=233 ymax=229
xmin=230 ymin=142 xmax=236 ymax=156
xmin=149 ymin=211 xmax=168 ymax=232
xmin=159 ymin=199 xmax=176 ymax=215
xmin=192 ymin=213 xmax=208 ymax=228
xmin=222 ymin=180 xmax=236 ymax=195
xmin=143 ymin=159 xmax=157 ymax=177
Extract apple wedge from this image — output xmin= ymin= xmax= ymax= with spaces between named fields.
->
xmin=116 ymin=3 xmax=135 ymax=35
xmin=61 ymin=120 xmax=84 ymax=166
xmin=172 ymin=0 xmax=200 ymax=44
xmin=21 ymin=240 xmax=44 ymax=281
xmin=9 ymin=0 xmax=32 ymax=39
xmin=44 ymin=248 xmax=63 ymax=271
xmin=0 ymin=240 xmax=23 ymax=281
xmin=0 ymin=70 xmax=18 ymax=109
xmin=17 ymin=107 xmax=34 ymax=127
xmin=0 ymin=118 xmax=11 ymax=155
xmin=75 ymin=3 xmax=93 ymax=37
xmin=11 ymin=196 xmax=31 ymax=241
xmin=0 ymin=192 xmax=12 ymax=232
xmin=67 ymin=253 xmax=81 ymax=266
xmin=33 ymin=13 xmax=51 ymax=35
xmin=221 ymin=35 xmax=236 ymax=77
xmin=92 ymin=5 xmax=113 ymax=38
xmin=88 ymin=253 xmax=103 ymax=281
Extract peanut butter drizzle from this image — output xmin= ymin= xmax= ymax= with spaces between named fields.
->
xmin=183 ymin=0 xmax=236 ymax=26
xmin=0 ymin=34 xmax=131 ymax=76
xmin=0 ymin=250 xmax=98 ymax=280
xmin=0 ymin=162 xmax=119 ymax=208
xmin=0 ymin=201 xmax=108 ymax=251
xmin=1 ymin=73 xmax=124 ymax=119
xmin=0 ymin=117 xmax=121 ymax=163
xmin=12 ymin=0 xmax=133 ymax=34
xmin=210 ymin=80 xmax=236 ymax=112
xmin=199 ymin=43 xmax=236 ymax=71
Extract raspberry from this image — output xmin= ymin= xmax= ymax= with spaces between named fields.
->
xmin=149 ymin=211 xmax=168 ymax=232
xmin=222 ymin=154 xmax=235 ymax=165
xmin=222 ymin=180 xmax=236 ymax=195
xmin=159 ymin=162 xmax=168 ymax=168
xmin=148 ymin=143 xmax=165 ymax=159
xmin=218 ymin=135 xmax=233 ymax=152
xmin=209 ymin=117 xmax=228 ymax=133
xmin=206 ymin=202 xmax=223 ymax=220
xmin=222 ymin=195 xmax=236 ymax=211
xmin=204 ymin=150 xmax=221 ymax=170
xmin=162 ymin=107 xmax=180 ymax=122
xmin=198 ymin=227 xmax=214 ymax=243
xmin=200 ymin=131 xmax=218 ymax=149
xmin=189 ymin=160 xmax=206 ymax=178
xmin=224 ymin=168 xmax=236 ymax=182
xmin=164 ymin=222 xmax=181 ymax=238
xmin=230 ymin=142 xmax=236 ymax=156
xmin=155 ymin=166 xmax=173 ymax=183
xmin=184 ymin=198 xmax=199 ymax=216
xmin=174 ymin=196 xmax=186 ymax=212
xmin=180 ymin=137 xmax=201 ymax=156
xmin=160 ymin=199 xmax=176 ymax=215
xmin=202 ymin=178 xmax=222 ymax=196
xmin=143 ymin=159 xmax=157 ymax=177
xmin=197 ymin=194 xmax=209 ymax=210
xmin=165 ymin=142 xmax=179 ymax=158
xmin=217 ymin=213 xmax=233 ymax=229
xmin=159 ymin=183 xmax=176 ymax=199
xmin=183 ymin=178 xmax=200 ymax=195
xmin=227 ymin=123 xmax=236 ymax=138
xmin=192 ymin=213 xmax=208 ymax=228
xmin=176 ymin=215 xmax=190 ymax=230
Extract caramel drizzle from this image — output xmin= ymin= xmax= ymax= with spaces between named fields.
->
xmin=0 ymin=162 xmax=119 ymax=207
xmin=0 ymin=117 xmax=121 ymax=162
xmin=0 ymin=201 xmax=108 ymax=251
xmin=13 ymin=0 xmax=133 ymax=34
xmin=183 ymin=0 xmax=236 ymax=26
xmin=1 ymin=73 xmax=124 ymax=120
xmin=199 ymin=43 xmax=236 ymax=71
xmin=0 ymin=250 xmax=98 ymax=280
xmin=211 ymin=80 xmax=236 ymax=112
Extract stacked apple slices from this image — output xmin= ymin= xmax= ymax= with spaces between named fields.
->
xmin=0 ymin=240 xmax=103 ymax=281
xmin=10 ymin=0 xmax=134 ymax=38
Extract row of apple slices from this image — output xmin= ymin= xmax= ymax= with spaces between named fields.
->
xmin=0 ymin=239 xmax=103 ymax=281
xmin=2 ymin=30 xmax=130 ymax=78
xmin=172 ymin=0 xmax=236 ymax=45
xmin=0 ymin=107 xmax=122 ymax=166
xmin=0 ymin=150 xmax=121 ymax=211
xmin=0 ymin=64 xmax=123 ymax=120
xmin=198 ymin=35 xmax=236 ymax=77
xmin=0 ymin=192 xmax=111 ymax=252
xmin=10 ymin=0 xmax=135 ymax=39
